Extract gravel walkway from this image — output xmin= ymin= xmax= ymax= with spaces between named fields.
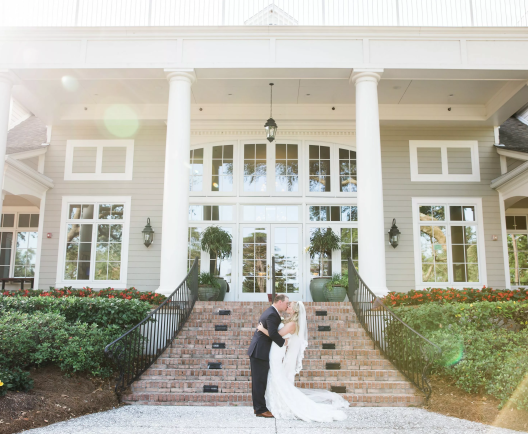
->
xmin=21 ymin=406 xmax=523 ymax=434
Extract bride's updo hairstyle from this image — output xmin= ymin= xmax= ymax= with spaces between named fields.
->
xmin=285 ymin=302 xmax=300 ymax=334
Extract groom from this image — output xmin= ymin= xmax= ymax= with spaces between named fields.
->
xmin=247 ymin=293 xmax=289 ymax=418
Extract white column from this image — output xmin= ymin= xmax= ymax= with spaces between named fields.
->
xmin=0 ymin=72 xmax=13 ymax=219
xmin=158 ymin=69 xmax=196 ymax=295
xmin=351 ymin=69 xmax=388 ymax=296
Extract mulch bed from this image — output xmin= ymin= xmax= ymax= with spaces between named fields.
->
xmin=425 ymin=375 xmax=528 ymax=432
xmin=0 ymin=365 xmax=121 ymax=434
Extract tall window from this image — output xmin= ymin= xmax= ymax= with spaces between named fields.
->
xmin=416 ymin=203 xmax=480 ymax=284
xmin=189 ymin=148 xmax=204 ymax=192
xmin=188 ymin=227 xmax=202 ymax=271
xmin=506 ymin=215 xmax=528 ymax=285
xmin=0 ymin=213 xmax=39 ymax=278
xmin=243 ymin=144 xmax=266 ymax=192
xmin=60 ymin=200 xmax=129 ymax=284
xmin=339 ymin=148 xmax=357 ymax=192
xmin=275 ymin=143 xmax=298 ymax=192
xmin=340 ymin=228 xmax=358 ymax=274
xmin=212 ymin=145 xmax=233 ymax=192
xmin=309 ymin=227 xmax=333 ymax=277
xmin=308 ymin=145 xmax=331 ymax=192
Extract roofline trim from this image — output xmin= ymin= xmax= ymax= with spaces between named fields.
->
xmin=491 ymin=160 xmax=528 ymax=190
xmin=9 ymin=147 xmax=48 ymax=160
xmin=4 ymin=156 xmax=54 ymax=189
xmin=496 ymin=148 xmax=528 ymax=161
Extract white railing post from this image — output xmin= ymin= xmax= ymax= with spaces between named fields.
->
xmin=74 ymin=0 xmax=80 ymax=26
xmin=469 ymin=0 xmax=475 ymax=26
xmin=148 ymin=0 xmax=153 ymax=26
xmin=222 ymin=0 xmax=226 ymax=25
xmin=322 ymin=0 xmax=326 ymax=26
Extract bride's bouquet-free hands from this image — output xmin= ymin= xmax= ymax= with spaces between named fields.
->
xmin=257 ymin=321 xmax=289 ymax=346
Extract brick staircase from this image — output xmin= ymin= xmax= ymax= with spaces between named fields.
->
xmin=123 ymin=301 xmax=424 ymax=407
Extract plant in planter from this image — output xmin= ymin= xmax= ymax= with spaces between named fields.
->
xmin=307 ymin=228 xmax=340 ymax=302
xmin=198 ymin=272 xmax=221 ymax=301
xmin=200 ymin=226 xmax=232 ymax=301
xmin=323 ymin=273 xmax=348 ymax=302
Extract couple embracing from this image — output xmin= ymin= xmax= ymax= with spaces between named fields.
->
xmin=247 ymin=294 xmax=349 ymax=421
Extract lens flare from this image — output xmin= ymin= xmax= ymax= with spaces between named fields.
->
xmin=61 ymin=76 xmax=79 ymax=92
xmin=103 ymin=104 xmax=139 ymax=138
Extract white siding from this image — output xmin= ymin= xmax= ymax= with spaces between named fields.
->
xmin=40 ymin=125 xmax=165 ymax=291
xmin=8 ymin=98 xmax=31 ymax=131
xmin=382 ymin=127 xmax=505 ymax=293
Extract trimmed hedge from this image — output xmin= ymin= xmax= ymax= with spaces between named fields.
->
xmin=391 ymin=301 xmax=528 ymax=410
xmin=1 ymin=286 xmax=166 ymax=305
xmin=383 ymin=287 xmax=528 ymax=307
xmin=0 ymin=312 xmax=124 ymax=383
xmin=0 ymin=296 xmax=151 ymax=329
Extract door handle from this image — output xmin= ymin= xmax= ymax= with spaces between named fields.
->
xmin=267 ymin=264 xmax=270 ymax=280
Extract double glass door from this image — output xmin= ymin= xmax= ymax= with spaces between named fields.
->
xmin=239 ymin=224 xmax=302 ymax=301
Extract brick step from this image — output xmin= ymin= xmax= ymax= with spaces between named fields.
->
xmin=140 ymin=368 xmax=407 ymax=382
xmin=182 ymin=324 xmax=357 ymax=332
xmin=166 ymin=348 xmax=382 ymax=359
xmin=177 ymin=331 xmax=367 ymax=340
xmin=122 ymin=392 xmax=423 ymax=407
xmin=152 ymin=358 xmax=393 ymax=370
xmin=184 ymin=318 xmax=357 ymax=327
xmin=189 ymin=312 xmax=358 ymax=324
xmin=170 ymin=338 xmax=376 ymax=349
xmin=131 ymin=380 xmax=416 ymax=395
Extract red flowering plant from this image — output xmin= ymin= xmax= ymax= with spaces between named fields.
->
xmin=1 ymin=286 xmax=166 ymax=306
xmin=382 ymin=286 xmax=528 ymax=307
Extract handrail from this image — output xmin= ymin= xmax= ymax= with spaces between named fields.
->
xmin=104 ymin=258 xmax=199 ymax=393
xmin=271 ymin=256 xmax=276 ymax=302
xmin=347 ymin=258 xmax=441 ymax=400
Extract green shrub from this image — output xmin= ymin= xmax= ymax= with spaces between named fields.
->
xmin=198 ymin=272 xmax=220 ymax=288
xmin=0 ymin=296 xmax=150 ymax=329
xmin=383 ymin=287 xmax=528 ymax=307
xmin=390 ymin=302 xmax=528 ymax=410
xmin=0 ymin=367 xmax=34 ymax=396
xmin=0 ymin=312 xmax=123 ymax=378
xmin=1 ymin=287 xmax=166 ymax=305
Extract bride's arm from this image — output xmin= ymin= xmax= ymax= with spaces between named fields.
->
xmin=257 ymin=321 xmax=295 ymax=337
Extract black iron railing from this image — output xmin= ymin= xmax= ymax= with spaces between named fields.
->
xmin=347 ymin=258 xmax=441 ymax=400
xmin=271 ymin=256 xmax=276 ymax=302
xmin=104 ymin=258 xmax=199 ymax=393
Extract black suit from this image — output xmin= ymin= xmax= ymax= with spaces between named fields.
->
xmin=247 ymin=305 xmax=285 ymax=414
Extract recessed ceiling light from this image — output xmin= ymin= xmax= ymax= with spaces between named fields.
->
xmin=393 ymin=86 xmax=401 ymax=90
xmin=228 ymin=93 xmax=232 ymax=96
xmin=449 ymin=94 xmax=454 ymax=97
xmin=306 ymin=94 xmax=311 ymax=96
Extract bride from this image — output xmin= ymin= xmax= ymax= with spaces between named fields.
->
xmin=256 ymin=301 xmax=349 ymax=421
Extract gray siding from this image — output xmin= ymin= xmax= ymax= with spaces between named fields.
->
xmin=39 ymin=125 xmax=505 ymax=294
xmin=20 ymin=156 xmax=39 ymax=171
xmin=40 ymin=125 xmax=166 ymax=291
xmin=381 ymin=127 xmax=505 ymax=293
xmin=507 ymin=157 xmax=524 ymax=172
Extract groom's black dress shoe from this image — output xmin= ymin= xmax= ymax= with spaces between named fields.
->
xmin=256 ymin=411 xmax=274 ymax=418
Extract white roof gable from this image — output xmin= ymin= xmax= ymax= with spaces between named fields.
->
xmin=244 ymin=4 xmax=298 ymax=26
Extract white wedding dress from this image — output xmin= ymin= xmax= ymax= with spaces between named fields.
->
xmin=264 ymin=302 xmax=349 ymax=422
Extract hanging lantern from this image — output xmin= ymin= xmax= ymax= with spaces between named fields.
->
xmin=142 ymin=218 xmax=154 ymax=248
xmin=265 ymin=83 xmax=278 ymax=142
xmin=388 ymin=218 xmax=401 ymax=249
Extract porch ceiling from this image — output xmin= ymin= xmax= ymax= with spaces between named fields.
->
xmin=10 ymin=67 xmax=528 ymax=127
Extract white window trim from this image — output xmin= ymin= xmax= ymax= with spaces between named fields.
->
xmin=305 ymin=141 xmax=357 ymax=198
xmin=409 ymin=140 xmax=480 ymax=182
xmin=239 ymin=204 xmax=302 ymax=223
xmin=55 ymin=196 xmax=131 ymax=289
xmin=188 ymin=204 xmax=236 ymax=223
xmin=65 ymin=140 xmax=134 ymax=181
xmin=412 ymin=197 xmax=487 ymax=290
xmin=0 ymin=206 xmax=40 ymax=279
xmin=504 ymin=208 xmax=528 ymax=288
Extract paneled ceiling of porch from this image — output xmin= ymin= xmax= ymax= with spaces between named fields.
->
xmin=11 ymin=67 xmax=528 ymax=126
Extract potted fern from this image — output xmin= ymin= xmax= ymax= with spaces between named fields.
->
xmin=200 ymin=226 xmax=232 ymax=301
xmin=308 ymin=228 xmax=340 ymax=302
xmin=324 ymin=273 xmax=348 ymax=302
xmin=198 ymin=272 xmax=220 ymax=301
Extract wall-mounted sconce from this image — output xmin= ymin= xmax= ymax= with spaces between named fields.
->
xmin=142 ymin=218 xmax=154 ymax=248
xmin=388 ymin=218 xmax=401 ymax=249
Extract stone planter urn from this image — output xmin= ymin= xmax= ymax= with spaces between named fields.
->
xmin=323 ymin=284 xmax=347 ymax=302
xmin=214 ymin=277 xmax=227 ymax=301
xmin=310 ymin=277 xmax=331 ymax=302
xmin=198 ymin=285 xmax=219 ymax=301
